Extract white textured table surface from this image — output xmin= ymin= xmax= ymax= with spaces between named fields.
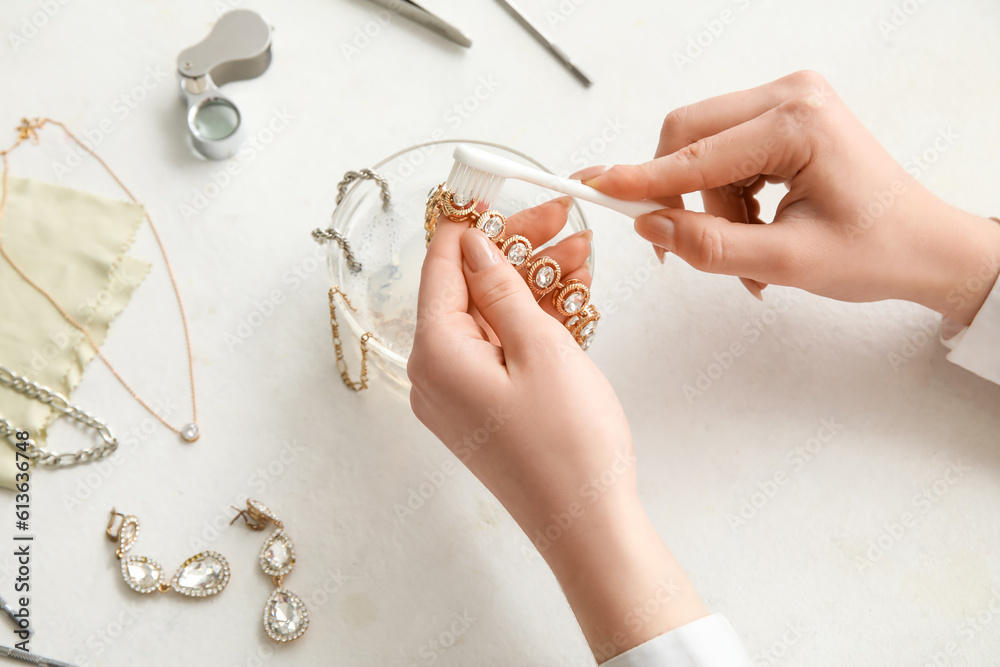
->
xmin=3 ymin=0 xmax=1000 ymax=665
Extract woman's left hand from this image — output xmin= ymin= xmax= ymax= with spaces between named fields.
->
xmin=407 ymin=199 xmax=709 ymax=661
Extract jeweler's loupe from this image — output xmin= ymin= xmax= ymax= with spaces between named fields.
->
xmin=177 ymin=10 xmax=273 ymax=160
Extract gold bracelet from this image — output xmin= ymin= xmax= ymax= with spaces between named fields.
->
xmin=426 ymin=185 xmax=599 ymax=350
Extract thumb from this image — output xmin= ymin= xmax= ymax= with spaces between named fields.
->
xmin=460 ymin=228 xmax=550 ymax=349
xmin=634 ymin=209 xmax=797 ymax=283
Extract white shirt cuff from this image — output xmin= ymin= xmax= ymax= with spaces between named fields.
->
xmin=941 ymin=271 xmax=1000 ymax=385
xmin=600 ymin=614 xmax=751 ymax=667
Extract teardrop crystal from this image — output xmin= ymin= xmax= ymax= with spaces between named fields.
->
xmin=118 ymin=515 xmax=140 ymax=553
xmin=264 ymin=589 xmax=310 ymax=643
xmin=171 ymin=551 xmax=230 ymax=597
xmin=121 ymin=556 xmax=162 ymax=594
xmin=260 ymin=529 xmax=295 ymax=576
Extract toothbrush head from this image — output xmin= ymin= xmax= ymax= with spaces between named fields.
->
xmin=444 ymin=145 xmax=509 ymax=209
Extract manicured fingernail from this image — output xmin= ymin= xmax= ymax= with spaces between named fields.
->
xmin=740 ymin=277 xmax=764 ymax=301
xmin=569 ymin=229 xmax=594 ymax=242
xmin=553 ymin=195 xmax=575 ymax=209
xmin=462 ymin=229 xmax=501 ymax=272
xmin=636 ymin=213 xmax=676 ymax=250
xmin=569 ymin=165 xmax=608 ymax=181
xmin=654 ymin=245 xmax=666 ymax=264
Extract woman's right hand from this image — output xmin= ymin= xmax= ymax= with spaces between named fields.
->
xmin=574 ymin=71 xmax=1000 ymax=325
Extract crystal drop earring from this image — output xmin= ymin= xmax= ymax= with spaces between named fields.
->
xmin=106 ymin=509 xmax=230 ymax=597
xmin=230 ymin=499 xmax=310 ymax=643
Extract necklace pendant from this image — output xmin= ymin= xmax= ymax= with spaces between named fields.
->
xmin=180 ymin=423 xmax=200 ymax=442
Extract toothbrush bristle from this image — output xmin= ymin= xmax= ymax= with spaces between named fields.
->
xmin=445 ymin=151 xmax=507 ymax=209
xmin=445 ymin=161 xmax=461 ymax=192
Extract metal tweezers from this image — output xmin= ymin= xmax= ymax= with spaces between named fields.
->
xmin=0 ymin=644 xmax=78 ymax=667
xmin=0 ymin=595 xmax=77 ymax=666
xmin=366 ymin=0 xmax=472 ymax=47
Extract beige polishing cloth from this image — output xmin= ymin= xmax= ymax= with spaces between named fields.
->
xmin=0 ymin=177 xmax=150 ymax=489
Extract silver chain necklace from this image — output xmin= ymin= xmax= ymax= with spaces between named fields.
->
xmin=0 ymin=366 xmax=118 ymax=467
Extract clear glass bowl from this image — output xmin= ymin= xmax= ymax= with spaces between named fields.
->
xmin=327 ymin=139 xmax=592 ymax=389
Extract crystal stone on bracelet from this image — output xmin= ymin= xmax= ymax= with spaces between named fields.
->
xmin=562 ymin=291 xmax=585 ymax=314
xmin=479 ymin=215 xmax=504 ymax=239
xmin=579 ymin=320 xmax=597 ymax=350
xmin=506 ymin=242 xmax=528 ymax=266
xmin=534 ymin=266 xmax=555 ymax=289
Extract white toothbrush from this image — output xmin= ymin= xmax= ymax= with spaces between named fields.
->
xmin=446 ymin=145 xmax=663 ymax=218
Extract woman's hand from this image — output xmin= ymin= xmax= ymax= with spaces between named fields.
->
xmin=408 ymin=200 xmax=708 ymax=661
xmin=575 ymin=70 xmax=1000 ymax=325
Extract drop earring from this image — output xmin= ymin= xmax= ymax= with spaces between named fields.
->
xmin=231 ymin=499 xmax=310 ymax=643
xmin=106 ymin=509 xmax=230 ymax=597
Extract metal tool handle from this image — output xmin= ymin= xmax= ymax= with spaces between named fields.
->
xmin=177 ymin=9 xmax=272 ymax=90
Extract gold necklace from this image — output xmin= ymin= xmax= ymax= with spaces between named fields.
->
xmin=0 ymin=118 xmax=200 ymax=442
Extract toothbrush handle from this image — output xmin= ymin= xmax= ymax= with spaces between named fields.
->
xmin=517 ymin=169 xmax=664 ymax=218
